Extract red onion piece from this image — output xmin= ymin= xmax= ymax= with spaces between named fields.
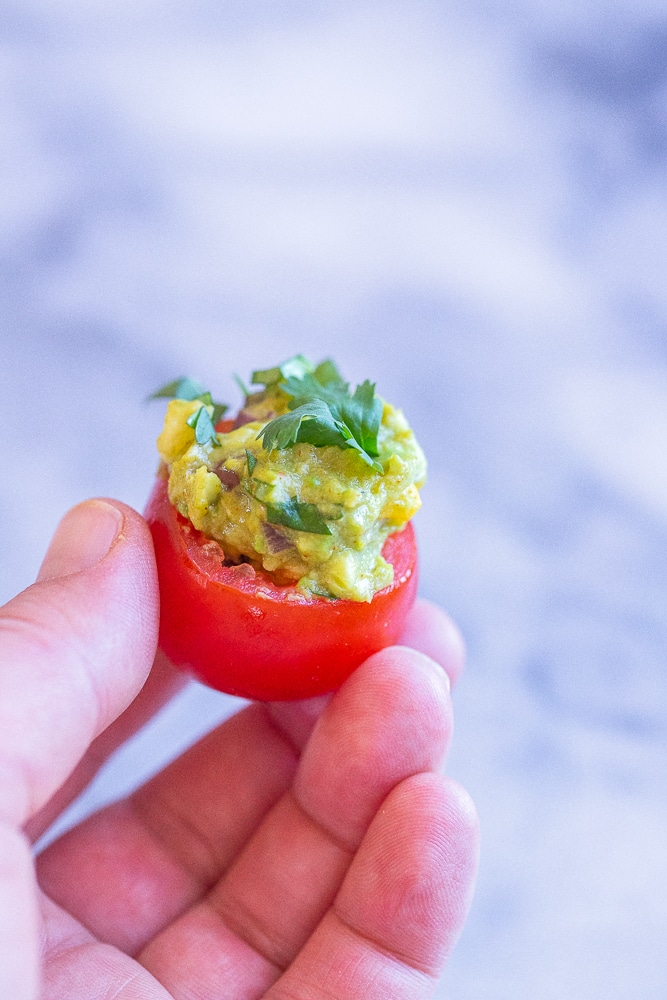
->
xmin=234 ymin=409 xmax=258 ymax=428
xmin=262 ymin=522 xmax=294 ymax=553
xmin=213 ymin=465 xmax=240 ymax=490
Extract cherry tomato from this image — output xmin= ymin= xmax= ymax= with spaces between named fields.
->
xmin=145 ymin=475 xmax=418 ymax=701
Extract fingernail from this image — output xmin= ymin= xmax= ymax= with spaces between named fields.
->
xmin=37 ymin=500 xmax=124 ymax=582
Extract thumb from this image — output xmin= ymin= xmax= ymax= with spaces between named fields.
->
xmin=0 ymin=499 xmax=159 ymax=827
xmin=36 ymin=498 xmax=126 ymax=583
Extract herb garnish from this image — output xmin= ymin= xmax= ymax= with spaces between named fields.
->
xmin=245 ymin=450 xmax=257 ymax=476
xmin=251 ymin=355 xmax=313 ymax=388
xmin=244 ymin=473 xmax=334 ymax=535
xmin=149 ymin=377 xmax=228 ymax=448
xmin=256 ymin=357 xmax=384 ymax=473
xmin=186 ymin=406 xmax=220 ymax=448
xmin=265 ymin=497 xmax=333 ymax=535
xmin=149 ymin=377 xmax=207 ymax=402
xmin=150 ymin=356 xmax=384 ymax=473
xmin=233 ymin=373 xmax=251 ymax=398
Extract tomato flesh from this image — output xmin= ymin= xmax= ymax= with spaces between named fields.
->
xmin=145 ymin=476 xmax=418 ymax=700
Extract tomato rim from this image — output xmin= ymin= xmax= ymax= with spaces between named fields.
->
xmin=145 ymin=474 xmax=418 ymax=700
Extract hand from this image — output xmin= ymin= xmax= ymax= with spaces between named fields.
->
xmin=0 ymin=499 xmax=479 ymax=1000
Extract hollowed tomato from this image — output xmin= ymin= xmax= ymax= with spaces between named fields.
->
xmin=145 ymin=475 xmax=418 ymax=701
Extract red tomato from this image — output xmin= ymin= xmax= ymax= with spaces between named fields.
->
xmin=145 ymin=475 xmax=418 ymax=701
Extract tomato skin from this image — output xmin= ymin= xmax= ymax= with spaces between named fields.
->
xmin=145 ymin=476 xmax=418 ymax=701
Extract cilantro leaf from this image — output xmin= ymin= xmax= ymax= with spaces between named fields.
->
xmin=281 ymin=372 xmax=345 ymax=411
xmin=148 ymin=377 xmax=228 ymax=425
xmin=187 ymin=406 xmax=220 ymax=447
xmin=313 ymin=358 xmax=345 ymax=387
xmin=338 ymin=380 xmax=382 ymax=458
xmin=211 ymin=401 xmax=229 ymax=423
xmin=234 ymin=373 xmax=250 ymax=398
xmin=251 ymin=354 xmax=313 ymax=388
xmin=193 ymin=392 xmax=228 ymax=424
xmin=257 ymin=399 xmax=344 ymax=452
xmin=255 ymin=358 xmax=384 ymax=471
xmin=245 ymin=450 xmax=257 ymax=475
xmin=266 ymin=498 xmax=333 ymax=535
xmin=148 ymin=377 xmax=206 ymax=402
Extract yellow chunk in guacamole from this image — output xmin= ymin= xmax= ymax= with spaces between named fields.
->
xmin=156 ymin=366 xmax=426 ymax=602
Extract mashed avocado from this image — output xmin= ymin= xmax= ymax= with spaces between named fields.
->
xmin=155 ymin=358 xmax=426 ymax=602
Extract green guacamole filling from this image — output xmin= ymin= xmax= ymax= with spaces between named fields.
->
xmin=154 ymin=357 xmax=426 ymax=603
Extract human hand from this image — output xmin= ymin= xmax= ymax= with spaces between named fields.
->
xmin=1 ymin=499 xmax=479 ymax=999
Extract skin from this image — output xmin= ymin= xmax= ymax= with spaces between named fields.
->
xmin=0 ymin=499 xmax=479 ymax=1000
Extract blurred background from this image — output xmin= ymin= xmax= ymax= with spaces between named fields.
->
xmin=1 ymin=1 xmax=666 ymax=996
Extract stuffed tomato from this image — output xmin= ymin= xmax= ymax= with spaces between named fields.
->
xmin=145 ymin=356 xmax=426 ymax=700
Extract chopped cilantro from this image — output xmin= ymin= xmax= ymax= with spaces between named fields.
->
xmin=312 ymin=358 xmax=344 ymax=386
xmin=234 ymin=373 xmax=251 ymax=399
xmin=187 ymin=406 xmax=220 ymax=448
xmin=266 ymin=497 xmax=333 ymax=535
xmin=149 ymin=377 xmax=228 ymax=440
xmin=245 ymin=450 xmax=257 ymax=476
xmin=149 ymin=359 xmax=383 ymax=473
xmin=301 ymin=579 xmax=336 ymax=599
xmin=149 ymin=377 xmax=206 ymax=402
xmin=256 ymin=358 xmax=384 ymax=472
xmin=258 ymin=399 xmax=344 ymax=452
xmin=193 ymin=392 xmax=228 ymax=424
xmin=251 ymin=354 xmax=313 ymax=388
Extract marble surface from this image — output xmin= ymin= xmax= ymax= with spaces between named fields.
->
xmin=2 ymin=3 xmax=666 ymax=997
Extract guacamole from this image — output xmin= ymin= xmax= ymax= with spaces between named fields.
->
xmin=155 ymin=359 xmax=426 ymax=603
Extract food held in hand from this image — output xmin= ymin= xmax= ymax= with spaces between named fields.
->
xmin=145 ymin=356 xmax=426 ymax=700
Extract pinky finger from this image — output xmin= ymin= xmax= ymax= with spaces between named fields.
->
xmin=266 ymin=773 xmax=479 ymax=1000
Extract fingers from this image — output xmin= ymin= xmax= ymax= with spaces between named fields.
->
xmin=28 ymin=596 xmax=462 ymax=840
xmin=333 ymin=774 xmax=479 ymax=976
xmin=267 ymin=774 xmax=479 ymax=1000
xmin=0 ymin=499 xmax=159 ymax=828
xmin=292 ymin=645 xmax=452 ymax=849
xmin=34 ymin=596 xmax=465 ymax=838
xmin=135 ymin=647 xmax=452 ymax=998
xmin=267 ymin=595 xmax=465 ymax=754
xmin=36 ymin=704 xmax=301 ymax=954
xmin=39 ymin=895 xmax=174 ymax=1000
xmin=37 ymin=644 xmax=452 ymax=989
xmin=399 ymin=597 xmax=466 ymax=687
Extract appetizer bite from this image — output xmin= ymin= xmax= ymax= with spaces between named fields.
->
xmin=145 ymin=356 xmax=426 ymax=700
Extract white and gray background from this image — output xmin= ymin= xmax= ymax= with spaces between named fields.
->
xmin=1 ymin=2 xmax=666 ymax=997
